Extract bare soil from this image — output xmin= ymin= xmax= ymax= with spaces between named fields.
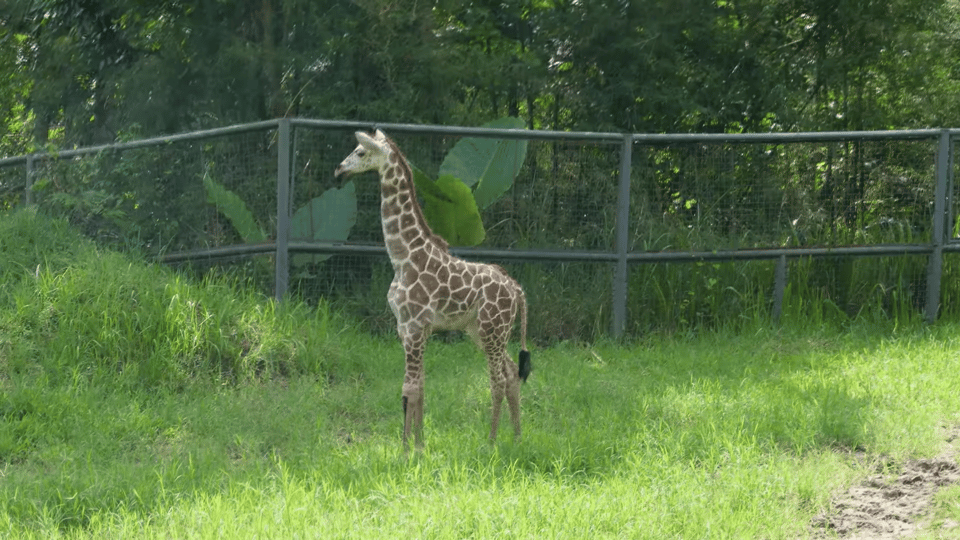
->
xmin=811 ymin=428 xmax=960 ymax=539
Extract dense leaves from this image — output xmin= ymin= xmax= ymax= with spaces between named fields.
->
xmin=2 ymin=0 xmax=959 ymax=153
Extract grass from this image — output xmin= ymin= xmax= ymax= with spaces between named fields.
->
xmin=3 ymin=209 xmax=960 ymax=538
xmin=925 ymin=484 xmax=960 ymax=538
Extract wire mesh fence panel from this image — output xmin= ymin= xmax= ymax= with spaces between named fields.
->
xmin=0 ymin=162 xmax=25 ymax=210
xmin=311 ymin=128 xmax=622 ymax=251
xmin=952 ymin=138 xmax=960 ymax=243
xmin=169 ymin=254 xmax=277 ymax=299
xmin=288 ymin=252 xmax=395 ymax=333
xmin=21 ymin=128 xmax=278 ymax=255
xmin=941 ymin=253 xmax=960 ymax=320
xmin=510 ymin=260 xmax=613 ymax=342
xmin=483 ymin=138 xmax=620 ymax=251
xmin=630 ymin=138 xmax=937 ymax=252
xmin=783 ymin=254 xmax=930 ymax=322
xmin=291 ymin=125 xmax=381 ymax=243
xmin=628 ymin=259 xmax=778 ymax=333
xmin=631 ymin=143 xmax=782 ymax=252
xmin=27 ymin=152 xmax=139 ymax=246
xmin=287 ymin=126 xmax=382 ymax=309
xmin=0 ymin=122 xmax=951 ymax=339
xmin=287 ymin=127 xmax=620 ymax=328
xmin=774 ymin=139 xmax=936 ymax=246
xmin=198 ymin=128 xmax=279 ymax=248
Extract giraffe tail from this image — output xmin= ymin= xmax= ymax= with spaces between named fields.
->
xmin=517 ymin=288 xmax=531 ymax=383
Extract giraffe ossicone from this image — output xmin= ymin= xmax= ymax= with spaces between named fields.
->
xmin=335 ymin=129 xmax=532 ymax=453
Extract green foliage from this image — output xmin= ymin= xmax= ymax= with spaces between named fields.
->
xmin=439 ymin=116 xmax=528 ymax=209
xmin=290 ymin=180 xmax=358 ymax=264
xmin=8 ymin=0 xmax=955 ymax=149
xmin=412 ymin=168 xmax=486 ymax=246
xmin=202 ymin=167 xmax=358 ymax=268
xmin=202 ymin=170 xmax=266 ymax=243
xmin=0 ymin=207 xmax=88 ymax=285
xmin=410 ymin=116 xmax=528 ymax=246
xmin=3 ymin=3 xmax=958 ymax=341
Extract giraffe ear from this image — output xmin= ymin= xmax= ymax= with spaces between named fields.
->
xmin=355 ymin=131 xmax=379 ymax=151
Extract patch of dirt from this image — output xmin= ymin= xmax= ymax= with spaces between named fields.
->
xmin=811 ymin=427 xmax=960 ymax=539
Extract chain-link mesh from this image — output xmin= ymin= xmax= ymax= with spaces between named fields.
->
xmin=287 ymin=128 xmax=620 ymax=340
xmin=18 ymin=128 xmax=276 ymax=253
xmin=631 ymin=139 xmax=935 ymax=251
xmin=0 ymin=162 xmax=25 ymax=210
xmin=625 ymin=137 xmax=936 ymax=331
xmin=0 ymin=123 xmax=951 ymax=341
xmin=484 ymin=138 xmax=619 ymax=251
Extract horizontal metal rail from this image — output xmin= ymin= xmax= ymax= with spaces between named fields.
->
xmin=3 ymin=120 xmax=948 ymax=168
xmin=158 ymin=241 xmax=943 ymax=266
xmin=0 ymin=119 xmax=281 ymax=166
xmin=291 ymin=118 xmax=626 ymax=143
xmin=631 ymin=129 xmax=943 ymax=144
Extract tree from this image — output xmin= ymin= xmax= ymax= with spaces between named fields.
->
xmin=3 ymin=0 xmax=960 ymax=150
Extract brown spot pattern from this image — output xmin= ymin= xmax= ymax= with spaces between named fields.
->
xmin=343 ymin=130 xmax=530 ymax=451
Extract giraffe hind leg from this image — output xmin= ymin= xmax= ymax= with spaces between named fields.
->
xmin=505 ymin=356 xmax=522 ymax=441
xmin=490 ymin=349 xmax=525 ymax=442
xmin=488 ymin=376 xmax=505 ymax=441
xmin=402 ymin=395 xmax=411 ymax=451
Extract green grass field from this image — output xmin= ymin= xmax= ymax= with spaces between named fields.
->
xmin=3 ymin=209 xmax=960 ymax=538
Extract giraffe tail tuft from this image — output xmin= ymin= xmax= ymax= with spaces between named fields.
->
xmin=517 ymin=286 xmax=530 ymax=383
xmin=518 ymin=350 xmax=532 ymax=382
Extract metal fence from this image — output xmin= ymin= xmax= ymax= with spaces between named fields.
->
xmin=1 ymin=119 xmax=956 ymax=339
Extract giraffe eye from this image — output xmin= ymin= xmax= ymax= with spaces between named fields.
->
xmin=357 ymin=149 xmax=366 ymax=157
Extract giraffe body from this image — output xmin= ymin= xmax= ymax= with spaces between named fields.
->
xmin=335 ymin=130 xmax=531 ymax=452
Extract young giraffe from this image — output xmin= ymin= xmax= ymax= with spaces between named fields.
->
xmin=335 ymin=129 xmax=531 ymax=452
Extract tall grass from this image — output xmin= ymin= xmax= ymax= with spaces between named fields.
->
xmin=4 ymin=209 xmax=960 ymax=539
xmin=5 ymin=245 xmax=333 ymax=392
xmin=6 ymin=324 xmax=960 ymax=538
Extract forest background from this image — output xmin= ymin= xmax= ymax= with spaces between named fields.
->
xmin=2 ymin=0 xmax=959 ymax=154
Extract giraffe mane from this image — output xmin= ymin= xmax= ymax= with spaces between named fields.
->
xmin=382 ymin=134 xmax=450 ymax=252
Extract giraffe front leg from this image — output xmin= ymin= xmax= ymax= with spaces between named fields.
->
xmin=401 ymin=381 xmax=424 ymax=454
xmin=400 ymin=331 xmax=427 ymax=454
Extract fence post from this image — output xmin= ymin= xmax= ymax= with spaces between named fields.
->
xmin=612 ymin=134 xmax=633 ymax=338
xmin=275 ymin=118 xmax=292 ymax=302
xmin=25 ymin=155 xmax=34 ymax=206
xmin=926 ymin=130 xmax=952 ymax=323
xmin=772 ymin=254 xmax=788 ymax=323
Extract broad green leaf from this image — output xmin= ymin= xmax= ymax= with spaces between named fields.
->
xmin=418 ymin=173 xmax=486 ymax=247
xmin=439 ymin=116 xmax=528 ymax=209
xmin=203 ymin=173 xmax=266 ymax=243
xmin=290 ymin=181 xmax=357 ymax=265
xmin=412 ymin=165 xmax=452 ymax=203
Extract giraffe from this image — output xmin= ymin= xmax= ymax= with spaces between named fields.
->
xmin=335 ymin=129 xmax=532 ymax=452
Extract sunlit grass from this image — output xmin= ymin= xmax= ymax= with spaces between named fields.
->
xmin=3 ymin=209 xmax=960 ymax=539
xmin=923 ymin=484 xmax=960 ymax=539
xmin=5 ymin=325 xmax=960 ymax=538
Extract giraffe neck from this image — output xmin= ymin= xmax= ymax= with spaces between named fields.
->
xmin=378 ymin=142 xmax=447 ymax=268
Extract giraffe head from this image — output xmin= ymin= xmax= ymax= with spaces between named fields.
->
xmin=334 ymin=129 xmax=391 ymax=178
